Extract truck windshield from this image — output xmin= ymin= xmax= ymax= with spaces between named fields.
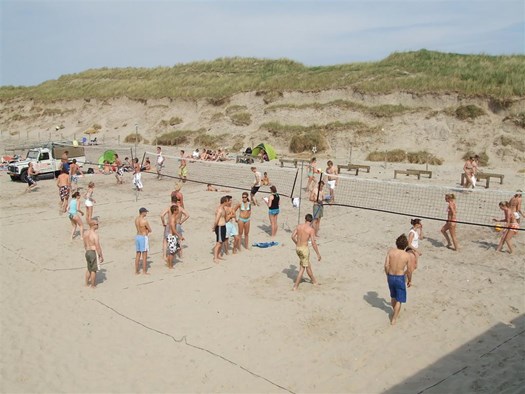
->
xmin=27 ymin=150 xmax=39 ymax=160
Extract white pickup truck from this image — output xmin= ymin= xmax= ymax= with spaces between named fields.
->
xmin=7 ymin=143 xmax=86 ymax=181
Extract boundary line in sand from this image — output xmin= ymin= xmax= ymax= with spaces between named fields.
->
xmin=2 ymin=240 xmax=293 ymax=392
xmin=417 ymin=329 xmax=525 ymax=393
xmin=1 ymin=243 xmax=216 ymax=284
xmin=94 ymin=299 xmax=295 ymax=394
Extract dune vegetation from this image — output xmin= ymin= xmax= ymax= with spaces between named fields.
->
xmin=1 ymin=50 xmax=524 ymax=102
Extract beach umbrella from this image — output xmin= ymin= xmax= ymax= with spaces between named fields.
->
xmin=251 ymin=143 xmax=277 ymax=161
xmin=84 ymin=128 xmax=99 ymax=135
xmin=98 ymin=150 xmax=117 ymax=165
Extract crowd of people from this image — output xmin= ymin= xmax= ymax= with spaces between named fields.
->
xmin=27 ymin=147 xmax=521 ymax=324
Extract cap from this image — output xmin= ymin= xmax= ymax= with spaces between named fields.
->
xmin=139 ymin=207 xmax=149 ymax=213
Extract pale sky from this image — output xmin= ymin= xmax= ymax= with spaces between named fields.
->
xmin=1 ymin=0 xmax=524 ymax=86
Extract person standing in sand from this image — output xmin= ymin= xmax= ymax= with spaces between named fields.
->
xmin=309 ymin=180 xmax=325 ymax=237
xmin=25 ymin=162 xmax=39 ymax=193
xmin=306 ymin=157 xmax=319 ymax=192
xmin=179 ymin=150 xmax=188 ymax=183
xmin=68 ymin=191 xmax=84 ymax=240
xmin=407 ymin=218 xmax=423 ymax=269
xmin=171 ymin=183 xmax=185 ymax=209
xmin=509 ymin=190 xmax=523 ymax=224
xmin=264 ymin=185 xmax=280 ymax=237
xmin=84 ymin=181 xmax=96 ymax=224
xmin=212 ymin=196 xmax=228 ymax=263
xmin=463 ymin=157 xmax=475 ymax=188
xmin=325 ymin=160 xmax=338 ymax=203
xmin=173 ymin=201 xmax=189 ymax=258
xmin=384 ymin=234 xmax=413 ymax=325
xmin=250 ymin=166 xmax=262 ymax=206
xmin=133 ymin=158 xmax=143 ymax=191
xmin=493 ymin=201 xmax=519 ymax=254
xmin=233 ymin=191 xmax=252 ymax=250
xmin=292 ymin=214 xmax=321 ymax=291
xmin=83 ymin=220 xmax=104 ymax=288
xmin=156 ymin=146 xmax=165 ymax=180
xmin=167 ymin=205 xmax=184 ymax=269
xmin=69 ymin=159 xmax=83 ymax=193
xmin=160 ymin=195 xmax=178 ymax=261
xmin=57 ymin=168 xmax=71 ymax=213
xmin=441 ymin=193 xmax=459 ymax=251
xmin=60 ymin=150 xmax=70 ymax=174
xmin=114 ymin=154 xmax=124 ymax=184
xmin=135 ymin=207 xmax=152 ymax=275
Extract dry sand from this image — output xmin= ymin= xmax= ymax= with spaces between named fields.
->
xmin=0 ymin=145 xmax=524 ymax=393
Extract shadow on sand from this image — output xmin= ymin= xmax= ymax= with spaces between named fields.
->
xmin=384 ymin=314 xmax=525 ymax=393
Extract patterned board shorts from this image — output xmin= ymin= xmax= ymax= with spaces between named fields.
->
xmin=167 ymin=234 xmax=180 ymax=255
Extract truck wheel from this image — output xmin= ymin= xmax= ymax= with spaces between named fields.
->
xmin=10 ymin=175 xmax=19 ymax=182
xmin=20 ymin=169 xmax=28 ymax=183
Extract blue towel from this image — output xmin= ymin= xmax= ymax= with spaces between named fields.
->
xmin=252 ymin=241 xmax=279 ymax=248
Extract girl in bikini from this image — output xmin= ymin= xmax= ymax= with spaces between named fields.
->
xmin=306 ymin=157 xmax=318 ymax=192
xmin=441 ymin=194 xmax=459 ymax=251
xmin=68 ymin=191 xmax=84 ymax=240
xmin=493 ymin=201 xmax=519 ymax=254
xmin=233 ymin=191 xmax=252 ymax=249
xmin=84 ymin=182 xmax=96 ymax=224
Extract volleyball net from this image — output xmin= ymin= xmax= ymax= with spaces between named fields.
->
xmin=143 ymin=150 xmax=522 ymax=230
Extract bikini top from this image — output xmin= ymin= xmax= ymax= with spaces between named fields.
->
xmin=240 ymin=201 xmax=251 ymax=211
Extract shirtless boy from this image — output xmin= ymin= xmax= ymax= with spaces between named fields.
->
xmin=25 ymin=162 xmax=39 ymax=193
xmin=156 ymin=146 xmax=165 ymax=180
xmin=57 ymin=168 xmax=71 ymax=213
xmin=83 ymin=220 xmax=104 ymax=288
xmin=69 ymin=159 xmax=83 ymax=192
xmin=292 ymin=214 xmax=321 ymax=291
xmin=160 ymin=195 xmax=178 ymax=261
xmin=250 ymin=167 xmax=262 ymax=206
xmin=135 ymin=207 xmax=152 ymax=274
xmin=179 ymin=150 xmax=187 ymax=183
xmin=309 ymin=180 xmax=325 ymax=236
xmin=212 ymin=196 xmax=228 ymax=263
xmin=167 ymin=205 xmax=184 ymax=269
xmin=384 ymin=234 xmax=413 ymax=325
xmin=325 ymin=160 xmax=338 ymax=203
xmin=173 ymin=201 xmax=189 ymax=258
xmin=133 ymin=158 xmax=143 ymax=191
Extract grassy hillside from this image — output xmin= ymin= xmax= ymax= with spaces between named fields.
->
xmin=1 ymin=50 xmax=524 ymax=101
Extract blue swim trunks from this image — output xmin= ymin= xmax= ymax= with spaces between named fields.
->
xmin=268 ymin=208 xmax=280 ymax=215
xmin=135 ymin=235 xmax=149 ymax=252
xmin=387 ymin=274 xmax=407 ymax=303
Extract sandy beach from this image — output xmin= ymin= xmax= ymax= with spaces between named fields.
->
xmin=0 ymin=143 xmax=523 ymax=393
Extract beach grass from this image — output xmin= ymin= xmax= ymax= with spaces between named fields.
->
xmin=1 ymin=50 xmax=523 ymax=101
xmin=367 ymin=149 xmax=443 ymax=165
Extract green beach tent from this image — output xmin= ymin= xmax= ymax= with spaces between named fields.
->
xmin=251 ymin=143 xmax=277 ymax=161
xmin=98 ymin=149 xmax=117 ymax=165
